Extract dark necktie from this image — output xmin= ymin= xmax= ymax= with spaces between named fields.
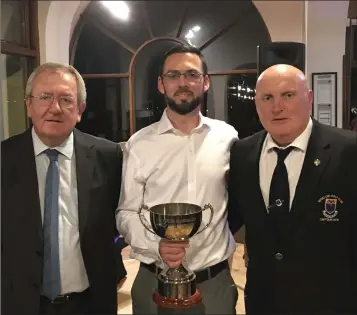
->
xmin=268 ymin=146 xmax=294 ymax=214
xmin=42 ymin=149 xmax=61 ymax=300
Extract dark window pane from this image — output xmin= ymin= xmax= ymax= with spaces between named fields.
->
xmin=1 ymin=0 xmax=27 ymax=46
xmin=77 ymin=78 xmax=130 ymax=142
xmin=73 ymin=23 xmax=132 ymax=74
xmin=2 ymin=54 xmax=34 ymax=138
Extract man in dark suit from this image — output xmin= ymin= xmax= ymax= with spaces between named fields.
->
xmin=228 ymin=64 xmax=357 ymax=314
xmin=1 ymin=62 xmax=123 ymax=315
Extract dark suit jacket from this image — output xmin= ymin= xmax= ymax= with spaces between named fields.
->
xmin=228 ymin=121 xmax=357 ymax=314
xmin=1 ymin=128 xmax=123 ymax=315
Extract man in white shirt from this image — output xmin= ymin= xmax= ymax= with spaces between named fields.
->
xmin=228 ymin=64 xmax=357 ymax=314
xmin=2 ymin=62 xmax=123 ymax=315
xmin=116 ymin=45 xmax=238 ymax=314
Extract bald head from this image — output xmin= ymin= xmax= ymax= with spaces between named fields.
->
xmin=256 ymin=64 xmax=308 ymax=92
xmin=254 ymin=64 xmax=312 ymax=146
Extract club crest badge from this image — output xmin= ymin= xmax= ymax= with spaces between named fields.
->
xmin=318 ymin=194 xmax=343 ymax=222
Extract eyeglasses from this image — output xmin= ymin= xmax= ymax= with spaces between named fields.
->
xmin=162 ymin=70 xmax=204 ymax=82
xmin=29 ymin=93 xmax=76 ymax=109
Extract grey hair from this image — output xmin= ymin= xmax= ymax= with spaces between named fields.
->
xmin=25 ymin=62 xmax=87 ymax=105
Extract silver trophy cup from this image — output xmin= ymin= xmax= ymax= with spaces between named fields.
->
xmin=139 ymin=203 xmax=213 ymax=309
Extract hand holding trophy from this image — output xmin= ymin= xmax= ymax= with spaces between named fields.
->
xmin=138 ymin=203 xmax=213 ymax=309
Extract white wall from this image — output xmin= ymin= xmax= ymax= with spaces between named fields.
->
xmin=37 ymin=0 xmax=349 ymax=128
xmin=253 ymin=1 xmax=305 ymax=43
xmin=305 ymin=1 xmax=349 ymax=128
xmin=37 ymin=1 xmax=89 ymax=64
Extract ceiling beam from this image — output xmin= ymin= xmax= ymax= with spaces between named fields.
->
xmin=176 ymin=6 xmax=189 ymax=38
xmin=91 ymin=19 xmax=135 ymax=54
xmin=199 ymin=8 xmax=254 ymax=51
xmin=141 ymin=2 xmax=154 ymax=39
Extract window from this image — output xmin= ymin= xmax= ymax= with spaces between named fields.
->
xmin=1 ymin=54 xmax=35 ymax=137
xmin=1 ymin=0 xmax=39 ymax=139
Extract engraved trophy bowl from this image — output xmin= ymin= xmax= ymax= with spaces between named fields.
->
xmin=139 ymin=203 xmax=214 ymax=309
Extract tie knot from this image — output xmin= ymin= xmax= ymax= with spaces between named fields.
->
xmin=44 ymin=149 xmax=59 ymax=162
xmin=273 ymin=146 xmax=294 ymax=162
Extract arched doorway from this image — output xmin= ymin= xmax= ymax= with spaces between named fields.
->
xmin=70 ymin=1 xmax=271 ymax=140
xmin=128 ymin=37 xmax=185 ymax=132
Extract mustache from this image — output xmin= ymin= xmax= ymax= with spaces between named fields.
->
xmin=174 ymin=88 xmax=193 ymax=96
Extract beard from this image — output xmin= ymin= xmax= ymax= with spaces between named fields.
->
xmin=165 ymin=95 xmax=202 ymax=115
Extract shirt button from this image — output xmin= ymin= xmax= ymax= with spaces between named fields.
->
xmin=275 ymin=253 xmax=283 ymax=260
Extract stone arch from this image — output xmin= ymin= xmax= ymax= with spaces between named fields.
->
xmin=39 ymin=1 xmax=89 ymax=63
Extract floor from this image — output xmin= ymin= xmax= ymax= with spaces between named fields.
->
xmin=117 ymin=244 xmax=247 ymax=314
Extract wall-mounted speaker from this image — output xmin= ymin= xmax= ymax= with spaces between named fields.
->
xmin=257 ymin=42 xmax=305 ymax=75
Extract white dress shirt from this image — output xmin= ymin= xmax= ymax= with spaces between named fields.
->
xmin=32 ymin=128 xmax=89 ymax=294
xmin=259 ymin=118 xmax=313 ymax=210
xmin=116 ymin=110 xmax=238 ymax=271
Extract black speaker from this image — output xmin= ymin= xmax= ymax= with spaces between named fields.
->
xmin=257 ymin=42 xmax=305 ymax=75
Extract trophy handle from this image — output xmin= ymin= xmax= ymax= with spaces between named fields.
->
xmin=138 ymin=204 xmax=156 ymax=235
xmin=196 ymin=203 xmax=214 ymax=235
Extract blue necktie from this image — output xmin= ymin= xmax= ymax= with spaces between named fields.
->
xmin=42 ymin=149 xmax=61 ymax=299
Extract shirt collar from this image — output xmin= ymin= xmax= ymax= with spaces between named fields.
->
xmin=157 ymin=109 xmax=211 ymax=135
xmin=32 ymin=127 xmax=74 ymax=160
xmin=265 ymin=118 xmax=313 ymax=153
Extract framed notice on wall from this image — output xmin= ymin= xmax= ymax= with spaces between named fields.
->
xmin=311 ymin=72 xmax=337 ymax=127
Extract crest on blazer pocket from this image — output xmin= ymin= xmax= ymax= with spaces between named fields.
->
xmin=318 ymin=194 xmax=343 ymax=222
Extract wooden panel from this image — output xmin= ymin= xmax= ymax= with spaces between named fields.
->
xmin=81 ymin=73 xmax=129 ymax=79
xmin=1 ymin=41 xmax=37 ymax=57
xmin=208 ymin=69 xmax=257 ymax=76
xmin=30 ymin=0 xmax=40 ymax=65
xmin=348 ymin=0 xmax=357 ymax=19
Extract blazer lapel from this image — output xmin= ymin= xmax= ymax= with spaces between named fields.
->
xmin=290 ymin=121 xmax=331 ymax=219
xmin=74 ymin=129 xmax=95 ymax=238
xmin=247 ymin=131 xmax=279 ymax=247
xmin=12 ymin=130 xmax=43 ymax=242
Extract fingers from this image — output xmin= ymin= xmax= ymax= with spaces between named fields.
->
xmin=160 ymin=239 xmax=189 ymax=248
xmin=159 ymin=239 xmax=189 ymax=268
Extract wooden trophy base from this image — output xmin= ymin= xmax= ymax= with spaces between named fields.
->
xmin=153 ymin=290 xmax=202 ymax=309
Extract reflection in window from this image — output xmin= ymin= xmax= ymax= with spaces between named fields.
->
xmin=76 ymin=78 xmax=130 ymax=142
xmin=1 ymin=54 xmax=34 ymax=138
xmin=1 ymin=0 xmax=26 ymax=46
xmin=227 ymin=73 xmax=263 ymax=139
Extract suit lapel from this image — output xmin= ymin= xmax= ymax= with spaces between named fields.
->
xmin=290 ymin=121 xmax=331 ymax=219
xmin=74 ymin=129 xmax=95 ymax=238
xmin=247 ymin=131 xmax=279 ymax=247
xmin=13 ymin=130 xmax=43 ymax=242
